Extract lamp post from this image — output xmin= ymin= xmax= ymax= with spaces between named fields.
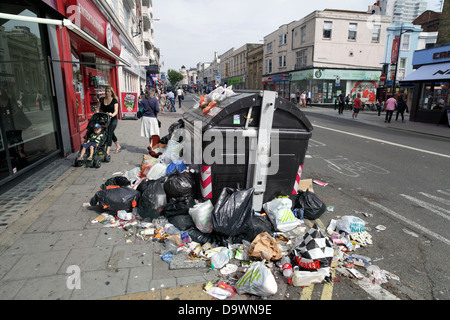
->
xmin=391 ymin=24 xmax=414 ymax=96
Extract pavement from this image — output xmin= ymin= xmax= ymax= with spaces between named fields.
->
xmin=0 ymin=97 xmax=448 ymax=300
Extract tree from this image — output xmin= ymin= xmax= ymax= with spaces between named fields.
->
xmin=167 ymin=69 xmax=183 ymax=87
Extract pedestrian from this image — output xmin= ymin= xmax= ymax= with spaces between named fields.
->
xmin=36 ymin=90 xmax=43 ymax=111
xmin=139 ymin=89 xmax=160 ymax=152
xmin=307 ymin=90 xmax=312 ymax=107
xmin=98 ymin=86 xmax=121 ymax=159
xmin=384 ymin=95 xmax=397 ymax=123
xmin=395 ymin=95 xmax=409 ymax=123
xmin=159 ymin=90 xmax=166 ymax=113
xmin=345 ymin=94 xmax=351 ymax=110
xmin=176 ymin=87 xmax=184 ymax=109
xmin=290 ymin=91 xmax=297 ymax=104
xmin=166 ymin=90 xmax=175 ymax=112
xmin=376 ymin=99 xmax=382 ymax=116
xmin=352 ymin=93 xmax=362 ymax=119
xmin=301 ymin=91 xmax=307 ymax=107
xmin=338 ymin=92 xmax=345 ymax=114
xmin=77 ymin=124 xmax=104 ymax=162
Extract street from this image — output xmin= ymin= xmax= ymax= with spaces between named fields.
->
xmin=299 ymin=109 xmax=450 ymax=300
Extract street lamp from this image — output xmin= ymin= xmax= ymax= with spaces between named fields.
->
xmin=391 ymin=24 xmax=415 ymax=95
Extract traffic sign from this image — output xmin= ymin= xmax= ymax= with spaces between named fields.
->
xmin=380 ymin=73 xmax=386 ymax=82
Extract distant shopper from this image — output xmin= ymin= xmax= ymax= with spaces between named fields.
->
xmin=166 ymin=90 xmax=175 ymax=112
xmin=345 ymin=94 xmax=351 ymax=110
xmin=36 ymin=90 xmax=43 ymax=111
xmin=159 ymin=90 xmax=166 ymax=113
xmin=176 ymin=87 xmax=184 ymax=109
xmin=300 ymin=91 xmax=307 ymax=107
xmin=338 ymin=92 xmax=345 ymax=114
xmin=395 ymin=95 xmax=409 ymax=123
xmin=140 ymin=89 xmax=160 ymax=152
xmin=384 ymin=95 xmax=397 ymax=123
xmin=307 ymin=90 xmax=312 ymax=106
xmin=290 ymin=92 xmax=297 ymax=104
xmin=352 ymin=93 xmax=362 ymax=119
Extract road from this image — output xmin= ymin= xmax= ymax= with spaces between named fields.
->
xmin=183 ymin=93 xmax=450 ymax=300
xmin=299 ymin=110 xmax=450 ymax=300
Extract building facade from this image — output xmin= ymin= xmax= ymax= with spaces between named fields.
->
xmin=263 ymin=9 xmax=391 ymax=104
xmin=379 ymin=0 xmax=427 ymax=24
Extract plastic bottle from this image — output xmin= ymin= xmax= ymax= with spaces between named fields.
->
xmin=280 ymin=256 xmax=293 ymax=284
xmin=210 ymin=248 xmax=231 ymax=269
xmin=163 ymin=222 xmax=180 ymax=235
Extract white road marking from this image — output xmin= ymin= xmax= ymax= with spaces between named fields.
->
xmin=437 ymin=190 xmax=450 ymax=197
xmin=419 ymin=192 xmax=450 ymax=206
xmin=400 ymin=194 xmax=450 ymax=221
xmin=365 ymin=199 xmax=450 ymax=246
xmin=314 ymin=125 xmax=450 ymax=159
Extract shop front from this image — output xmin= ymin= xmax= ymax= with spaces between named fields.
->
xmin=400 ymin=45 xmax=450 ymax=125
xmin=56 ymin=0 xmax=123 ymax=152
xmin=0 ymin=1 xmax=62 ymax=186
xmin=262 ymin=73 xmax=290 ymax=100
xmin=290 ymin=68 xmax=381 ymax=105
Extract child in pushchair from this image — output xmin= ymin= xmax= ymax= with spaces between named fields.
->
xmin=74 ymin=113 xmax=110 ymax=168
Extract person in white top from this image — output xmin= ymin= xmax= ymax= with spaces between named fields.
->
xmin=176 ymin=87 xmax=184 ymax=109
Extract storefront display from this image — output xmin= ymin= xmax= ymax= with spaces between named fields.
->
xmin=0 ymin=2 xmax=60 ymax=184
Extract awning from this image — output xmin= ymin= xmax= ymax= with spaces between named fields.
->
xmin=401 ymin=62 xmax=450 ymax=82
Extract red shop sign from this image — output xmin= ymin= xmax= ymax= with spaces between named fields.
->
xmin=63 ymin=0 xmax=121 ymax=56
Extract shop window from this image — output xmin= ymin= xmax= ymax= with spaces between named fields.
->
xmin=419 ymin=82 xmax=449 ymax=111
xmin=0 ymin=4 xmax=59 ymax=181
xmin=323 ymin=21 xmax=332 ymax=39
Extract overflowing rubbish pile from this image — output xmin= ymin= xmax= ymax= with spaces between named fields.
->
xmin=87 ymin=86 xmax=399 ymax=299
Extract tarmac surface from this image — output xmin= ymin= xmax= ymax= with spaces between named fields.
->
xmin=0 ymin=98 xmax=448 ymax=300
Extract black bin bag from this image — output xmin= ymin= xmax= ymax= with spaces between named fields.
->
xmin=90 ymin=187 xmax=140 ymax=212
xmin=136 ymin=178 xmax=167 ymax=220
xmin=163 ymin=171 xmax=196 ymax=200
xmin=212 ymin=187 xmax=254 ymax=241
xmin=294 ymin=189 xmax=326 ymax=220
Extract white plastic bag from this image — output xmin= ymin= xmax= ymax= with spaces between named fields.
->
xmin=146 ymin=162 xmax=167 ymax=180
xmin=235 ymin=261 xmax=278 ymax=297
xmin=160 ymin=140 xmax=182 ymax=164
xmin=189 ymin=200 xmax=214 ymax=233
xmin=206 ymin=85 xmax=236 ymax=103
xmin=263 ymin=197 xmax=301 ymax=232
xmin=335 ymin=216 xmax=366 ymax=234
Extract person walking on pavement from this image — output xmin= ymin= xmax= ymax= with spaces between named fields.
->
xmin=98 ymin=86 xmax=121 ymax=159
xmin=307 ymin=90 xmax=312 ymax=107
xmin=395 ymin=94 xmax=409 ymax=123
xmin=345 ymin=94 xmax=351 ymax=110
xmin=159 ymin=90 xmax=166 ymax=113
xmin=140 ymin=89 xmax=160 ymax=152
xmin=384 ymin=95 xmax=397 ymax=123
xmin=352 ymin=93 xmax=362 ymax=119
xmin=36 ymin=90 xmax=43 ymax=111
xmin=176 ymin=87 xmax=184 ymax=110
xmin=166 ymin=90 xmax=175 ymax=112
xmin=338 ymin=92 xmax=345 ymax=114
xmin=300 ymin=91 xmax=307 ymax=107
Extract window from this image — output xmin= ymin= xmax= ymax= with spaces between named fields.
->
xmin=372 ymin=24 xmax=381 ymax=42
xmin=266 ymin=42 xmax=273 ymax=54
xmin=323 ymin=21 xmax=332 ymax=39
xmin=348 ymin=23 xmax=357 ymax=40
xmin=265 ymin=59 xmax=272 ymax=74
xmin=279 ymin=55 xmax=286 ymax=68
xmin=398 ymin=58 xmax=407 ymax=80
xmin=301 ymin=26 xmax=306 ymax=43
xmin=279 ymin=33 xmax=287 ymax=45
xmin=419 ymin=82 xmax=449 ymax=110
xmin=296 ymin=50 xmax=307 ymax=68
xmin=401 ymin=34 xmax=410 ymax=50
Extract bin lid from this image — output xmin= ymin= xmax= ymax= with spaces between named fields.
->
xmin=183 ymin=91 xmax=313 ymax=132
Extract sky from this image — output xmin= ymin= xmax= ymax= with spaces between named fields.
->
xmin=152 ymin=0 xmax=444 ymax=73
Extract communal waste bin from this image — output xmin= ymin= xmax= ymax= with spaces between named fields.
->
xmin=182 ymin=89 xmax=313 ymax=211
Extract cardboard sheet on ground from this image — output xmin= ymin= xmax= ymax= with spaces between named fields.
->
xmin=298 ymin=179 xmax=314 ymax=192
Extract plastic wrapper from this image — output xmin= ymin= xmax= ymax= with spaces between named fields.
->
xmin=189 ymin=200 xmax=214 ymax=233
xmin=235 ymin=261 xmax=278 ymax=297
xmin=290 ymin=223 xmax=334 ymax=276
xmin=263 ymin=197 xmax=301 ymax=232
xmin=247 ymin=232 xmax=282 ymax=261
xmin=335 ymin=215 xmax=366 ymax=234
xmin=166 ymin=160 xmax=187 ymax=176
xmin=294 ymin=189 xmax=327 ymax=220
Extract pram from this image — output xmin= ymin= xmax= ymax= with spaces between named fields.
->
xmin=74 ymin=112 xmax=110 ymax=168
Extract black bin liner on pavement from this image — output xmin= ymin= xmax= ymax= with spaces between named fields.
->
xmin=136 ymin=178 xmax=167 ymax=220
xmin=90 ymin=187 xmax=140 ymax=212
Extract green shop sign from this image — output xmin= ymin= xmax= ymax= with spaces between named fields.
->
xmin=227 ymin=77 xmax=243 ymax=84
xmin=290 ymin=69 xmax=381 ymax=81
